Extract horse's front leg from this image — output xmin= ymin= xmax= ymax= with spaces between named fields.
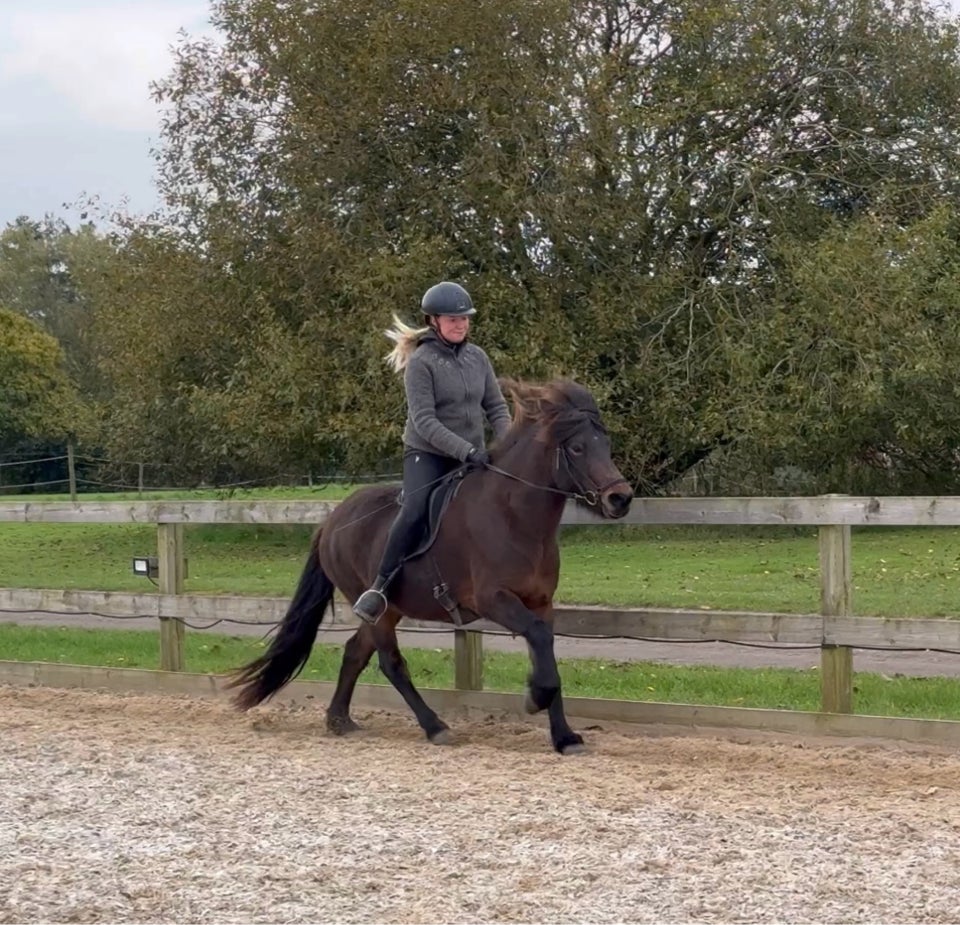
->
xmin=529 ymin=603 xmax=585 ymax=755
xmin=480 ymin=590 xmax=582 ymax=754
xmin=545 ymin=692 xmax=585 ymax=755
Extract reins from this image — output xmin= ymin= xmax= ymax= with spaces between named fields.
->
xmin=334 ymin=409 xmax=629 ymax=533
xmin=485 ymin=450 xmax=626 ymax=509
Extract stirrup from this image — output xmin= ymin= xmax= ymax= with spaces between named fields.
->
xmin=352 ymin=588 xmax=388 ymax=625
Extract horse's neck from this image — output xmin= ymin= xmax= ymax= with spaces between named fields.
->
xmin=493 ymin=432 xmax=566 ymax=531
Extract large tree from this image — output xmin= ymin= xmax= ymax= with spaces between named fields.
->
xmin=91 ymin=0 xmax=960 ymax=489
xmin=0 ymin=217 xmax=117 ymax=403
xmin=731 ymin=206 xmax=960 ymax=494
xmin=0 ymin=307 xmax=81 ymax=448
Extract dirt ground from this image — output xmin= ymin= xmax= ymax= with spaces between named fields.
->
xmin=2 ymin=684 xmax=960 ymax=924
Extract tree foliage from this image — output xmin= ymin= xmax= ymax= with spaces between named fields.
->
xmin=736 ymin=207 xmax=960 ymax=493
xmin=81 ymin=0 xmax=960 ymax=491
xmin=0 ymin=307 xmax=80 ymax=447
xmin=0 ymin=217 xmax=113 ymax=401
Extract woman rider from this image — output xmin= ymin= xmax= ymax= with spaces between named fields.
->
xmin=352 ymin=281 xmax=511 ymax=624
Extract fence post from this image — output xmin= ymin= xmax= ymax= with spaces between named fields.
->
xmin=454 ymin=628 xmax=483 ymax=691
xmin=818 ymin=519 xmax=853 ymax=713
xmin=157 ymin=523 xmax=186 ymax=671
xmin=67 ymin=441 xmax=77 ymax=502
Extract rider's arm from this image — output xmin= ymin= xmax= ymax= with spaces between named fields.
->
xmin=479 ymin=350 xmax=512 ymax=440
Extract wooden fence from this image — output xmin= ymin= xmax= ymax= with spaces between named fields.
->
xmin=4 ymin=496 xmax=960 ymax=741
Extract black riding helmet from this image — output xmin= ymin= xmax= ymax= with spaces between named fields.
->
xmin=421 ymin=281 xmax=477 ymax=322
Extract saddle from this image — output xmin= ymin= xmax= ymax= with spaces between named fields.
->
xmin=396 ymin=467 xmax=467 ymax=562
xmin=393 ymin=467 xmax=469 ymax=624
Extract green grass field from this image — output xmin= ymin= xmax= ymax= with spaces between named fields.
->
xmin=2 ymin=622 xmax=959 ymax=720
xmin=4 ymin=487 xmax=960 ymax=721
xmin=4 ymin=506 xmax=960 ymax=616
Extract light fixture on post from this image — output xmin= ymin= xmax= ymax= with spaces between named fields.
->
xmin=131 ymin=556 xmax=188 ymax=580
xmin=132 ymin=556 xmax=159 ymax=579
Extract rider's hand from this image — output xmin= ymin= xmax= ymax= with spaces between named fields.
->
xmin=466 ymin=446 xmax=491 ymax=467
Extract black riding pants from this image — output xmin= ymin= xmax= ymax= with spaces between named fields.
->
xmin=376 ymin=448 xmax=460 ymax=581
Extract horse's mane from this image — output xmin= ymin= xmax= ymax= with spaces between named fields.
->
xmin=497 ymin=377 xmax=602 ymax=445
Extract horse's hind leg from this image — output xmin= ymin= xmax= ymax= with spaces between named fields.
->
xmin=375 ymin=621 xmax=452 ymax=745
xmin=326 ymin=628 xmax=376 ymax=735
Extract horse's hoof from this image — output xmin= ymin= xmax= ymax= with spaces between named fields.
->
xmin=560 ymin=741 xmax=588 ymax=756
xmin=327 ymin=716 xmax=361 ymax=736
xmin=524 ymin=692 xmax=541 ymax=714
xmin=429 ymin=727 xmax=454 ymax=746
xmin=555 ymin=733 xmax=586 ymax=755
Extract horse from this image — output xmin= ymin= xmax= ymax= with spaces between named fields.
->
xmin=226 ymin=378 xmax=634 ymax=753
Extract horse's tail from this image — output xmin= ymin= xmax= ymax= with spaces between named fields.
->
xmin=226 ymin=527 xmax=334 ymax=710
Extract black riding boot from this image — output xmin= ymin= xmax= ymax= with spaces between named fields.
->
xmin=352 ymin=512 xmax=414 ymax=625
xmin=353 ymin=448 xmax=457 ymax=625
xmin=353 ymin=573 xmax=391 ymax=625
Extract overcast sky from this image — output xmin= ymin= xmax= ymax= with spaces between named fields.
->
xmin=2 ymin=1 xmax=960 ymax=230
xmin=0 ymin=0 xmax=211 ymax=228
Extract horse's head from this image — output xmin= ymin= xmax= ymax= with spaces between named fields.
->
xmin=499 ymin=378 xmax=634 ymax=519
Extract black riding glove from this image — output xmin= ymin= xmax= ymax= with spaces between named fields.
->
xmin=466 ymin=447 xmax=491 ymax=468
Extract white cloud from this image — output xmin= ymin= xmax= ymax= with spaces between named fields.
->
xmin=0 ymin=2 xmax=212 ymax=133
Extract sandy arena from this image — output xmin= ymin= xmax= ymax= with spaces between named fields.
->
xmin=2 ymin=684 xmax=960 ymax=924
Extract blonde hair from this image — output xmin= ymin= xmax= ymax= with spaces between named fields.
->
xmin=384 ymin=314 xmax=430 ymax=373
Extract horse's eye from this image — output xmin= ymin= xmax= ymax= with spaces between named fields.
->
xmin=569 ymin=442 xmax=584 ymax=456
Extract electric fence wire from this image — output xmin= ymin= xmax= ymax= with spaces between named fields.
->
xmin=0 ymin=451 xmax=403 ymax=493
xmin=2 ymin=606 xmax=960 ymax=655
xmin=4 ymin=456 xmax=959 ymax=657
xmin=0 ymin=455 xmax=68 ymax=468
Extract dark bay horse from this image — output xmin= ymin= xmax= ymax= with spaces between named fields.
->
xmin=227 ymin=378 xmax=633 ymax=753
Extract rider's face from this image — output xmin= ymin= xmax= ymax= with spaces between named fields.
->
xmin=433 ymin=314 xmax=471 ymax=343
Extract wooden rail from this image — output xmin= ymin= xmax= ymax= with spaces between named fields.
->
xmin=3 ymin=496 xmax=960 ymax=723
xmin=4 ymin=494 xmax=960 ymax=525
xmin=4 ymin=589 xmax=960 ymax=649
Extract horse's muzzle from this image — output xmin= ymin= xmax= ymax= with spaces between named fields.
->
xmin=601 ymin=486 xmax=633 ymax=519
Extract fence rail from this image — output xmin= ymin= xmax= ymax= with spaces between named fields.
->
xmin=4 ymin=588 xmax=960 ymax=651
xmin=3 ymin=496 xmax=960 ymax=733
xmin=4 ymin=494 xmax=960 ymax=525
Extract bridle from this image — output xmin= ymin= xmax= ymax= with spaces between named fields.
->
xmin=334 ymin=408 xmax=630 ymax=534
xmin=556 ymin=443 xmax=630 ymax=507
xmin=485 ymin=412 xmax=630 ymax=508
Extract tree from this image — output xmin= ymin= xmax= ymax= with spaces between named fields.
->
xmin=0 ymin=217 xmax=115 ymax=401
xmin=89 ymin=0 xmax=960 ymax=490
xmin=734 ymin=206 xmax=960 ymax=493
xmin=0 ymin=307 xmax=81 ymax=448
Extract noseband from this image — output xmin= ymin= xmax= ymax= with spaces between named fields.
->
xmin=555 ymin=444 xmax=630 ymax=507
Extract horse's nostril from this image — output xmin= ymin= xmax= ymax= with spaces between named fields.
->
xmin=605 ymin=490 xmax=633 ymax=515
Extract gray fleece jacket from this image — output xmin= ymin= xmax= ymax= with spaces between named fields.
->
xmin=402 ymin=330 xmax=512 ymax=461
